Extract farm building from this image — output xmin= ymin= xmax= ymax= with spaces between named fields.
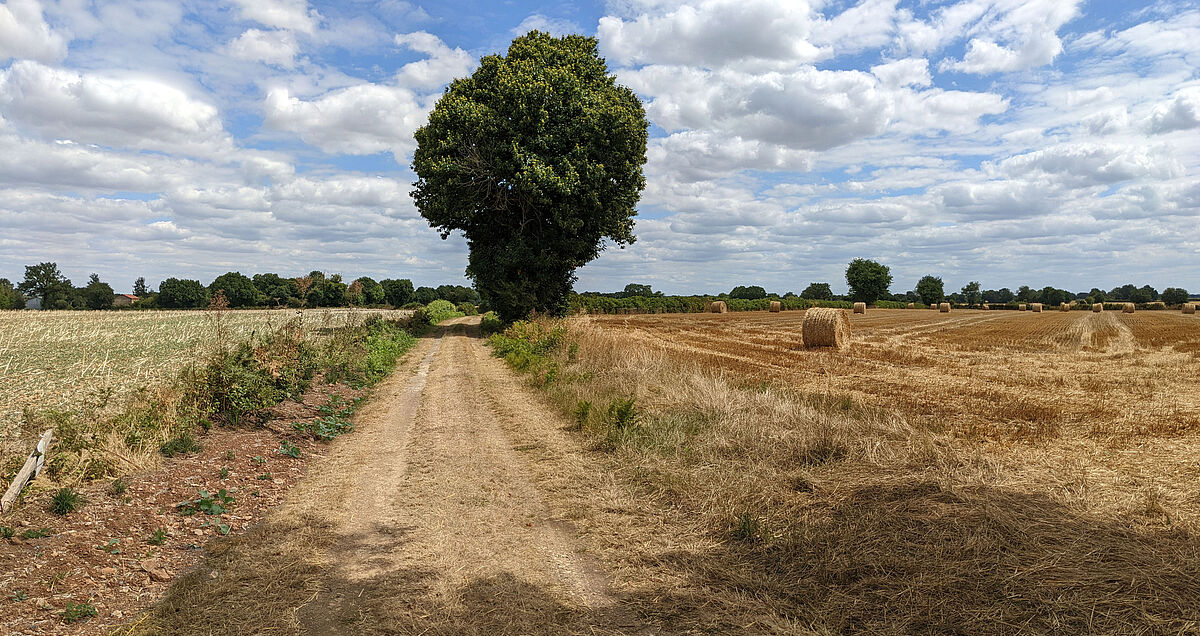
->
xmin=113 ymin=294 xmax=139 ymax=307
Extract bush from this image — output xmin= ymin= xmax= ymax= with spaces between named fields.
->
xmin=457 ymin=302 xmax=478 ymax=316
xmin=160 ymin=430 xmax=201 ymax=457
xmin=480 ymin=311 xmax=504 ymax=334
xmin=425 ymin=299 xmax=464 ymax=324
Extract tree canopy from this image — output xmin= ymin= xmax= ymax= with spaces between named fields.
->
xmin=729 ymin=285 xmax=767 ymax=300
xmin=83 ymin=273 xmax=114 ymax=310
xmin=411 ymin=31 xmax=649 ymax=322
xmin=915 ymin=275 xmax=944 ymax=305
xmin=158 ymin=278 xmax=209 ymax=308
xmin=845 ymin=259 xmax=892 ymax=305
xmin=800 ymin=282 xmax=834 ymax=300
xmin=18 ymin=262 xmax=71 ymax=308
xmin=210 ymin=272 xmax=260 ymax=308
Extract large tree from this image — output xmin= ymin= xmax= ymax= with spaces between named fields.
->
xmin=800 ymin=282 xmax=834 ymax=301
xmin=380 ymin=278 xmax=414 ymax=307
xmin=158 ymin=278 xmax=209 ymax=308
xmin=18 ymin=262 xmax=72 ymax=308
xmin=1162 ymin=287 xmax=1190 ymax=306
xmin=210 ymin=272 xmax=261 ymax=308
xmin=412 ymin=31 xmax=649 ymax=322
xmin=845 ymin=259 xmax=892 ymax=305
xmin=961 ymin=281 xmax=982 ymax=307
xmin=915 ymin=275 xmax=944 ymax=306
xmin=83 ymin=273 xmax=115 ymax=310
xmin=0 ymin=278 xmax=26 ymax=309
xmin=729 ymin=285 xmax=767 ymax=300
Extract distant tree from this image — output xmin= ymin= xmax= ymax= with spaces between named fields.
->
xmin=915 ymin=276 xmax=944 ymax=305
xmin=1162 ymin=287 xmax=1189 ymax=306
xmin=209 ymin=272 xmax=260 ymax=308
xmin=845 ymin=259 xmax=892 ymax=305
xmin=346 ymin=280 xmax=365 ymax=305
xmin=253 ymin=273 xmax=300 ymax=306
xmin=158 ymin=278 xmax=209 ymax=308
xmin=380 ymin=279 xmax=414 ymax=307
xmin=728 ymin=285 xmax=767 ymax=300
xmin=1016 ymin=285 xmax=1036 ymax=303
xmin=82 ymin=273 xmax=115 ymax=310
xmin=961 ymin=281 xmax=982 ymax=307
xmin=18 ymin=262 xmax=72 ymax=309
xmin=132 ymin=277 xmax=149 ymax=297
xmin=620 ymin=283 xmax=654 ymax=298
xmin=1139 ymin=284 xmax=1159 ymax=301
xmin=312 ymin=274 xmax=348 ymax=307
xmin=293 ymin=276 xmax=314 ymax=306
xmin=800 ymin=282 xmax=834 ymax=301
xmin=413 ymin=286 xmax=438 ymax=305
xmin=412 ymin=32 xmax=649 ymax=322
xmin=0 ymin=278 xmax=26 ymax=309
xmin=353 ymin=277 xmax=386 ymax=305
xmin=1109 ymin=284 xmax=1136 ymax=301
xmin=1129 ymin=287 xmax=1153 ymax=304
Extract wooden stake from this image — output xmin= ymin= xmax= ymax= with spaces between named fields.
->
xmin=1 ymin=429 xmax=53 ymax=514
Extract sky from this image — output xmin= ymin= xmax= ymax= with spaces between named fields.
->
xmin=0 ymin=0 xmax=1197 ymax=296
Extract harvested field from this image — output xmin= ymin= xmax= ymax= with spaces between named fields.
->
xmin=594 ymin=309 xmax=1200 ymax=439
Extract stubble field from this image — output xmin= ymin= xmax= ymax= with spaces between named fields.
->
xmin=595 ymin=308 xmax=1200 ymax=441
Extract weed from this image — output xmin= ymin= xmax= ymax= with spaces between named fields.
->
xmin=251 ymin=488 xmax=261 ymax=497
xmin=62 ymin=602 xmax=98 ymax=624
xmin=218 ymin=466 xmax=230 ymax=479
xmin=256 ymin=473 xmax=272 ymax=480
xmin=21 ymin=528 xmax=52 ymax=539
xmin=571 ymin=400 xmax=592 ymax=431
xmin=10 ymin=590 xmax=27 ymax=602
xmin=730 ymin=513 xmax=766 ymax=543
xmin=225 ymin=450 xmax=235 ymax=460
xmin=278 ymin=440 xmax=301 ymax=458
xmin=97 ymin=538 xmax=121 ymax=554
xmin=108 ymin=477 xmax=127 ymax=497
xmin=148 ymin=528 xmax=168 ymax=545
xmin=177 ymin=488 xmax=235 ymax=516
xmin=160 ymin=429 xmax=201 ymax=457
xmin=251 ymin=455 xmax=266 ymax=465
xmin=50 ymin=487 xmax=85 ymax=515
xmin=608 ymin=397 xmax=640 ymax=431
xmin=0 ymin=526 xmax=14 ymax=539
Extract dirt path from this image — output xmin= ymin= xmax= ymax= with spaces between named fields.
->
xmin=143 ymin=317 xmax=646 ymax=635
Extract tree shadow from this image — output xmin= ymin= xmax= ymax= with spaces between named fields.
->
xmin=629 ymin=477 xmax=1200 ymax=634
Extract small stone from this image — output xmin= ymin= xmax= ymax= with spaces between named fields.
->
xmin=99 ymin=567 xmax=117 ymax=575
xmin=112 ymin=610 xmax=124 ymax=619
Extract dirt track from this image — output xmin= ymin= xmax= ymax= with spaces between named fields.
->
xmin=145 ymin=317 xmax=646 ymax=635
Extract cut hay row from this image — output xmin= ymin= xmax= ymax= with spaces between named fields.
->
xmin=853 ymin=302 xmax=866 ymax=314
xmin=802 ymin=307 xmax=850 ymax=349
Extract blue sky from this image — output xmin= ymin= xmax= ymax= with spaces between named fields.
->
xmin=0 ymin=0 xmax=1197 ymax=296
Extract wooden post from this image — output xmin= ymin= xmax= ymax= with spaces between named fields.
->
xmin=1 ymin=430 xmax=53 ymax=514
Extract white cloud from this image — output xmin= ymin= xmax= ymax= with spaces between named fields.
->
xmin=995 ymin=143 xmax=1181 ymax=188
xmin=871 ymin=58 xmax=931 ymax=88
xmin=227 ymin=29 xmax=300 ymax=68
xmin=393 ymin=32 xmax=474 ymax=89
xmin=0 ymin=0 xmax=67 ymax=63
xmin=230 ymin=0 xmax=320 ymax=34
xmin=0 ymin=61 xmax=230 ymax=156
xmin=1148 ymin=88 xmax=1200 ymax=134
xmin=511 ymin=13 xmax=582 ymax=37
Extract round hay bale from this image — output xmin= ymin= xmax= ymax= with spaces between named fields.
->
xmin=1019 ymin=303 xmax=1027 ymax=311
xmin=939 ymin=302 xmax=951 ymax=313
xmin=1122 ymin=303 xmax=1135 ymax=314
xmin=1184 ymin=303 xmax=1196 ymax=314
xmin=769 ymin=300 xmax=782 ymax=313
xmin=1149 ymin=301 xmax=1166 ymax=310
xmin=853 ymin=302 xmax=866 ymax=314
xmin=982 ymin=303 xmax=990 ymax=310
xmin=1092 ymin=303 xmax=1103 ymax=313
xmin=802 ymin=308 xmax=851 ymax=350
xmin=1059 ymin=302 xmax=1069 ymax=312
xmin=709 ymin=301 xmax=728 ymax=314
xmin=906 ymin=302 xmax=915 ymax=309
xmin=1031 ymin=303 xmax=1043 ymax=313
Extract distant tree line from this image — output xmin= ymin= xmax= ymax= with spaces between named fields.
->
xmin=3 ymin=262 xmax=483 ymax=311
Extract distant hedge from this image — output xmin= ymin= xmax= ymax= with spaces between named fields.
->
xmin=568 ymin=295 xmax=854 ymax=315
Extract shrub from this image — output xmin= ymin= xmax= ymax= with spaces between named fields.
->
xmin=480 ymin=311 xmax=504 ymax=334
xmin=160 ymin=430 xmax=201 ymax=457
xmin=457 ymin=302 xmax=478 ymax=316
xmin=50 ymin=487 xmax=85 ymax=515
xmin=425 ymin=299 xmax=464 ymax=324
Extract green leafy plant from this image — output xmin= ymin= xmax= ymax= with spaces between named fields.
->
xmin=50 ymin=487 xmax=85 ymax=515
xmin=62 ymin=601 xmax=98 ymax=624
xmin=225 ymin=450 xmax=235 ymax=460
xmin=108 ymin=477 xmax=127 ymax=497
xmin=571 ymin=401 xmax=592 ymax=431
xmin=10 ymin=590 xmax=27 ymax=602
xmin=730 ymin=513 xmax=766 ymax=543
xmin=277 ymin=440 xmax=300 ymax=458
xmin=608 ymin=397 xmax=640 ymax=432
xmin=251 ymin=455 xmax=266 ymax=465
xmin=1 ymin=526 xmax=14 ymax=539
xmin=176 ymin=488 xmax=235 ymax=516
xmin=21 ymin=527 xmax=52 ymax=539
xmin=147 ymin=528 xmax=167 ymax=545
xmin=218 ymin=466 xmax=230 ymax=479
xmin=256 ymin=473 xmax=272 ymax=480
xmin=96 ymin=538 xmax=121 ymax=554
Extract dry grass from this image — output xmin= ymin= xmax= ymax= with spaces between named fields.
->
xmin=513 ymin=313 xmax=1200 ymax=633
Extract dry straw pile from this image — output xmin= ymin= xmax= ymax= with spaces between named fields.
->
xmin=853 ymin=302 xmax=866 ymax=314
xmin=1123 ymin=303 xmax=1135 ymax=313
xmin=1031 ymin=303 xmax=1043 ymax=313
xmin=1184 ymin=303 xmax=1197 ymax=315
xmin=1093 ymin=303 xmax=1103 ymax=313
xmin=1059 ymin=303 xmax=1070 ymax=312
xmin=769 ymin=301 xmax=782 ymax=313
xmin=709 ymin=301 xmax=728 ymax=314
xmin=802 ymin=307 xmax=851 ymax=349
xmin=939 ymin=302 xmax=951 ymax=313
